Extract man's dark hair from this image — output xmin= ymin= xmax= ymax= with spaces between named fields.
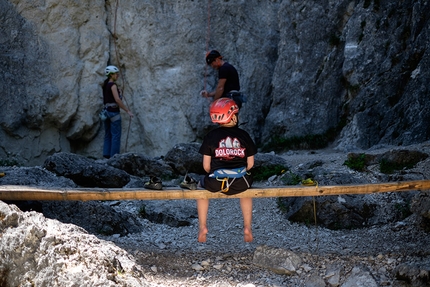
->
xmin=206 ymin=50 xmax=222 ymax=65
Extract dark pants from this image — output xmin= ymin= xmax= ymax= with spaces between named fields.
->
xmin=224 ymin=92 xmax=245 ymax=109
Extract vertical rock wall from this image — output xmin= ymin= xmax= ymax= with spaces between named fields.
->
xmin=1 ymin=0 xmax=429 ymax=165
xmin=1 ymin=0 xmax=109 ymax=164
xmin=265 ymin=0 xmax=430 ymax=151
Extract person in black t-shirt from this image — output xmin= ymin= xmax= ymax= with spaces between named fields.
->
xmin=200 ymin=50 xmax=243 ymax=109
xmin=197 ymin=98 xmax=257 ymax=243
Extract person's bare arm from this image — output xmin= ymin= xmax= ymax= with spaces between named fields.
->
xmin=247 ymin=155 xmax=255 ymax=171
xmin=201 ymin=78 xmax=226 ymax=100
xmin=203 ymin=155 xmax=212 ymax=173
xmin=213 ymin=78 xmax=226 ymax=100
xmin=111 ymin=85 xmax=133 ymax=117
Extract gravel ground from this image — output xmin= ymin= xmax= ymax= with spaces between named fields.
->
xmin=98 ymin=145 xmax=430 ymax=286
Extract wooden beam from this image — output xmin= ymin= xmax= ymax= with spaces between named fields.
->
xmin=0 ymin=180 xmax=429 ymax=201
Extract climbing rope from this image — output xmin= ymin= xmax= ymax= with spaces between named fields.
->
xmin=301 ymin=178 xmax=320 ymax=252
xmin=112 ymin=0 xmax=132 ymax=151
xmin=201 ymin=0 xmax=213 ymax=104
xmin=203 ymin=0 xmax=211 ymax=92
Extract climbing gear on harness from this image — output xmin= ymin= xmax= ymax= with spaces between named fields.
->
xmin=226 ymin=90 xmax=246 ymax=109
xmin=226 ymin=91 xmax=247 ymax=103
xmin=211 ymin=167 xmax=250 ymax=193
xmin=209 ymin=98 xmax=239 ymax=124
xmin=214 ymin=167 xmax=247 ymax=178
xmin=180 ymin=173 xmax=198 ymax=190
xmin=105 ymin=103 xmax=119 ymax=109
xmin=144 ymin=176 xmax=163 ymax=190
xmin=105 ymin=65 xmax=119 ymax=76
xmin=99 ymin=109 xmax=108 ymax=121
xmin=109 ymin=114 xmax=121 ymax=122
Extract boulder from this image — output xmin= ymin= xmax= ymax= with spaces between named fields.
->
xmin=0 ymin=200 xmax=148 ymax=286
xmin=107 ymin=152 xmax=175 ymax=179
xmin=163 ymin=142 xmax=204 ymax=175
xmin=43 ymin=152 xmax=130 ymax=188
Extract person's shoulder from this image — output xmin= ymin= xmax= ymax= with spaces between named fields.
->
xmin=235 ymin=127 xmax=254 ymax=138
xmin=222 ymin=62 xmax=237 ymax=73
xmin=232 ymin=125 xmax=245 ymax=131
xmin=205 ymin=126 xmax=221 ymax=135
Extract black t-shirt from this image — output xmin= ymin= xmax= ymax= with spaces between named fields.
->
xmin=199 ymin=126 xmax=257 ymax=173
xmin=218 ymin=62 xmax=240 ymax=96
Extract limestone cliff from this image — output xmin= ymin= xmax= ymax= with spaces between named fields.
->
xmin=1 ymin=0 xmax=429 ymax=165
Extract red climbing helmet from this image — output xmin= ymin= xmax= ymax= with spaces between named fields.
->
xmin=209 ymin=98 xmax=239 ymax=124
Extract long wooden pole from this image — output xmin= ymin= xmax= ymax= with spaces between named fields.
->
xmin=0 ymin=180 xmax=429 ymax=201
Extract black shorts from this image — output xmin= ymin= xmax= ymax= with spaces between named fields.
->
xmin=200 ymin=174 xmax=253 ymax=195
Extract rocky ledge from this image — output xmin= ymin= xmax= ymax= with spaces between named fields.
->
xmin=1 ymin=141 xmax=430 ymax=286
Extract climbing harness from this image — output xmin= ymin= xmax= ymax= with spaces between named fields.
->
xmin=211 ymin=167 xmax=250 ymax=193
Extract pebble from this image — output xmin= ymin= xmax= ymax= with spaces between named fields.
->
xmin=213 ymin=264 xmax=223 ymax=270
xmin=100 ymin=146 xmax=430 ymax=286
xmin=191 ymin=263 xmax=204 ymax=271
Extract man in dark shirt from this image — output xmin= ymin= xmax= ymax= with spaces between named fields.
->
xmin=201 ymin=50 xmax=243 ymax=108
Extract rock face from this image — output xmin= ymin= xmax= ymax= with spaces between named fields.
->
xmin=0 ymin=201 xmax=148 ymax=286
xmin=1 ymin=143 xmax=430 ymax=286
xmin=1 ymin=0 xmax=430 ymax=165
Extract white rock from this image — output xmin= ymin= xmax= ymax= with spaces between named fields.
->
xmin=192 ymin=263 xmax=204 ymax=271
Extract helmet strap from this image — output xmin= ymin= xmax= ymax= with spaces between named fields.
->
xmin=221 ymin=114 xmax=237 ymax=127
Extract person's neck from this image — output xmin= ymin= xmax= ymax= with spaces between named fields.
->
xmin=220 ymin=118 xmax=237 ymax=127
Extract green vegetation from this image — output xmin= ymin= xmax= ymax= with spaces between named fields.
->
xmin=252 ymin=164 xmax=288 ymax=181
xmin=262 ymin=132 xmax=331 ymax=153
xmin=280 ymin=171 xmax=302 ymax=186
xmin=394 ymin=202 xmax=412 ymax=220
xmin=0 ymin=158 xmax=19 ymax=167
xmin=261 ymin=115 xmax=347 ymax=153
xmin=138 ymin=205 xmax=147 ymax=217
xmin=276 ymin=198 xmax=290 ymax=213
xmin=343 ymin=153 xmax=367 ymax=172
xmin=379 ymin=158 xmax=415 ymax=174
xmin=262 ymin=134 xmax=327 ymax=152
xmin=379 ymin=158 xmax=396 ymax=174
